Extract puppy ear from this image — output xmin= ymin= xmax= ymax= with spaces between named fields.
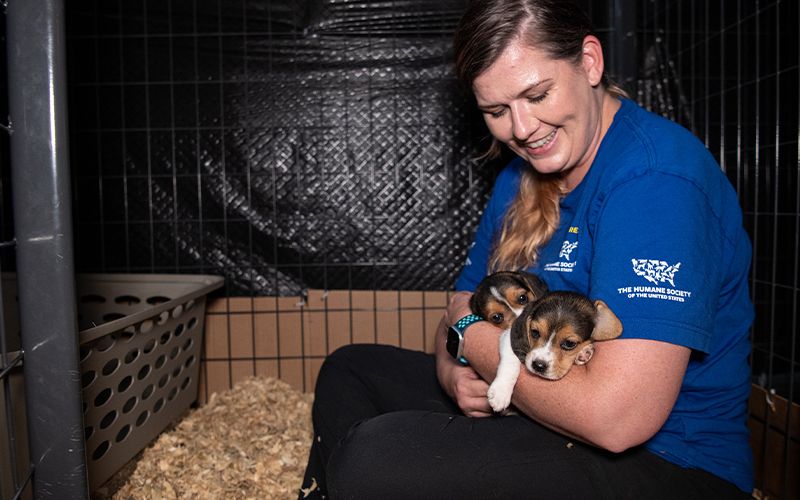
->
xmin=575 ymin=343 xmax=595 ymax=365
xmin=520 ymin=272 xmax=548 ymax=297
xmin=510 ymin=309 xmax=534 ymax=347
xmin=591 ymin=300 xmax=623 ymax=341
xmin=468 ymin=292 xmax=481 ymax=316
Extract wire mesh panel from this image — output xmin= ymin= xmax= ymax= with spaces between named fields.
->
xmin=61 ymin=0 xmax=628 ymax=402
xmin=66 ymin=0 xmax=503 ymax=297
xmin=638 ymin=1 xmax=799 ymax=498
xmin=0 ymin=256 xmax=31 ymax=500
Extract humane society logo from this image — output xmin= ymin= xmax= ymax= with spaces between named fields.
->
xmin=559 ymin=241 xmax=579 ymax=260
xmin=631 ymin=259 xmax=680 ymax=286
xmin=617 ymin=258 xmax=692 ymax=303
xmin=543 ymin=240 xmax=578 ymax=273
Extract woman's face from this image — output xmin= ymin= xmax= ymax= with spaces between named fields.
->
xmin=472 ymin=37 xmax=607 ymax=190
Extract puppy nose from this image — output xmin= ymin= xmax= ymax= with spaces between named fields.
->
xmin=531 ymin=360 xmax=548 ymax=374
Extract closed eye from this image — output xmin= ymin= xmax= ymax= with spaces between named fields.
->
xmin=483 ymin=108 xmax=506 ymax=119
xmin=527 ymin=91 xmax=549 ymax=104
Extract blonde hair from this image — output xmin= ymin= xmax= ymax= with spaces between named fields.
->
xmin=489 ymin=170 xmax=564 ymax=271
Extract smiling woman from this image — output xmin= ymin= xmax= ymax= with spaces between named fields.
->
xmin=472 ymin=39 xmax=615 ymax=190
xmin=299 ymin=0 xmax=756 ymax=498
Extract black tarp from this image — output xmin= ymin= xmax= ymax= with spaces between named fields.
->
xmin=66 ymin=0 xmax=499 ymax=295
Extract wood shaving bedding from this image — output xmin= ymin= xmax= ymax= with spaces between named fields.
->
xmin=94 ymin=377 xmax=313 ymax=500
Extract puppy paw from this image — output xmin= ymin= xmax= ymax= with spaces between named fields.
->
xmin=487 ymin=381 xmax=513 ymax=413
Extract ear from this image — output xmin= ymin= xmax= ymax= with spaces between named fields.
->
xmin=468 ymin=292 xmax=481 ymax=316
xmin=575 ymin=343 xmax=595 ymax=365
xmin=591 ymin=300 xmax=622 ymax=341
xmin=520 ymin=272 xmax=548 ymax=297
xmin=510 ymin=310 xmax=536 ymax=349
xmin=580 ymin=35 xmax=605 ymax=87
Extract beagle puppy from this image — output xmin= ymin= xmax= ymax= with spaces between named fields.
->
xmin=469 ymin=271 xmax=549 ymax=330
xmin=471 ymin=273 xmax=622 ymax=413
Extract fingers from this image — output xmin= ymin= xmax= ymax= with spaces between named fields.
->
xmin=451 ymin=368 xmax=493 ymax=417
xmin=461 ymin=398 xmax=494 ymax=418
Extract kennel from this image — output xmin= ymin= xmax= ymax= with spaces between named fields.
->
xmin=1 ymin=0 xmax=798 ymax=498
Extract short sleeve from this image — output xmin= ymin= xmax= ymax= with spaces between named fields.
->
xmin=454 ymin=161 xmax=523 ymax=291
xmin=589 ymin=173 xmax=725 ymax=352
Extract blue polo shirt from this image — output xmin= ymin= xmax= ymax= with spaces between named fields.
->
xmin=456 ymin=98 xmax=754 ymax=492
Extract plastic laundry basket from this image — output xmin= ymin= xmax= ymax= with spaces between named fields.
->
xmin=76 ymin=273 xmax=223 ymax=491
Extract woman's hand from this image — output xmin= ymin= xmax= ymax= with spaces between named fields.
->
xmin=437 ymin=355 xmax=494 ymax=418
xmin=434 ymin=292 xmax=494 ymax=417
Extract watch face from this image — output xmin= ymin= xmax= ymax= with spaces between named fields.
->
xmin=446 ymin=327 xmax=460 ymax=359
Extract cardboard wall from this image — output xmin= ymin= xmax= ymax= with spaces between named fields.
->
xmin=749 ymin=385 xmax=799 ymax=499
xmin=198 ymin=290 xmax=452 ymax=400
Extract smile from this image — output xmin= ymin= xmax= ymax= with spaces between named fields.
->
xmin=525 ymin=129 xmax=557 ymax=149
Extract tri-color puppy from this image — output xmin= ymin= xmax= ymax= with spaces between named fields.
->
xmin=469 ymin=271 xmax=549 ymax=330
xmin=479 ymin=285 xmax=623 ymax=413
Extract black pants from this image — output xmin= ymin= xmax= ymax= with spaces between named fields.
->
xmin=299 ymin=344 xmax=749 ymax=500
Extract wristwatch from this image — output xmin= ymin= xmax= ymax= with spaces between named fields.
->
xmin=446 ymin=314 xmax=484 ymax=365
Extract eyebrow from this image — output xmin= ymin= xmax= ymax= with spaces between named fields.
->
xmin=476 ymin=78 xmax=554 ymax=109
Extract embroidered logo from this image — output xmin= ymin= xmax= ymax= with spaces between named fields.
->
xmin=559 ymin=241 xmax=579 ymax=260
xmin=631 ymin=259 xmax=681 ymax=287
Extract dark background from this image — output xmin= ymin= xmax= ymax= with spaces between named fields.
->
xmin=55 ymin=0 xmax=628 ymax=297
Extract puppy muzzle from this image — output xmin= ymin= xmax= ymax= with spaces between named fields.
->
xmin=530 ymin=359 xmax=548 ymax=375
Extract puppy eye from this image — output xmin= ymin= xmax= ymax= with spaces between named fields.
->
xmin=560 ymin=340 xmax=578 ymax=351
xmin=517 ymin=294 xmax=528 ymax=305
xmin=490 ymin=313 xmax=504 ymax=324
xmin=530 ymin=329 xmax=540 ymax=339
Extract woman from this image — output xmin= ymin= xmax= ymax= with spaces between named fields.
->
xmin=299 ymin=1 xmax=753 ymax=498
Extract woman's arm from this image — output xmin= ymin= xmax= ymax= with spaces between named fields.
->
xmin=446 ymin=290 xmax=689 ymax=452
xmin=463 ymin=315 xmax=689 ymax=452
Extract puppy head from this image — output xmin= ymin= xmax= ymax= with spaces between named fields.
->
xmin=510 ymin=291 xmax=622 ymax=380
xmin=470 ymin=271 xmax=549 ymax=330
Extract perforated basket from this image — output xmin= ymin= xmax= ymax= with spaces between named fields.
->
xmin=77 ymin=273 xmax=223 ymax=491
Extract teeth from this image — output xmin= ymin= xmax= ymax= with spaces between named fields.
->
xmin=527 ymin=129 xmax=556 ymax=149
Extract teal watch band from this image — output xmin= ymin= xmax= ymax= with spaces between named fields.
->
xmin=447 ymin=314 xmax=484 ymax=365
xmin=454 ymin=314 xmax=483 ymax=332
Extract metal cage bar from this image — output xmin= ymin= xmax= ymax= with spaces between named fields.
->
xmin=6 ymin=0 xmax=88 ymax=497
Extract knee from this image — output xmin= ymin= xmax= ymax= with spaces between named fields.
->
xmin=314 ymin=344 xmax=396 ymax=392
xmin=320 ymin=344 xmax=377 ymax=370
xmin=312 ymin=344 xmax=392 ymax=418
xmin=315 ymin=344 xmax=374 ymax=391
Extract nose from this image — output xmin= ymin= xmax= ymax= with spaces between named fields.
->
xmin=510 ymin=102 xmax=540 ymax=143
xmin=531 ymin=359 xmax=548 ymax=374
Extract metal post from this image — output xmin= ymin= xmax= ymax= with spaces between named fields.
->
xmin=5 ymin=0 xmax=89 ymax=497
xmin=608 ymin=0 xmax=638 ymax=94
